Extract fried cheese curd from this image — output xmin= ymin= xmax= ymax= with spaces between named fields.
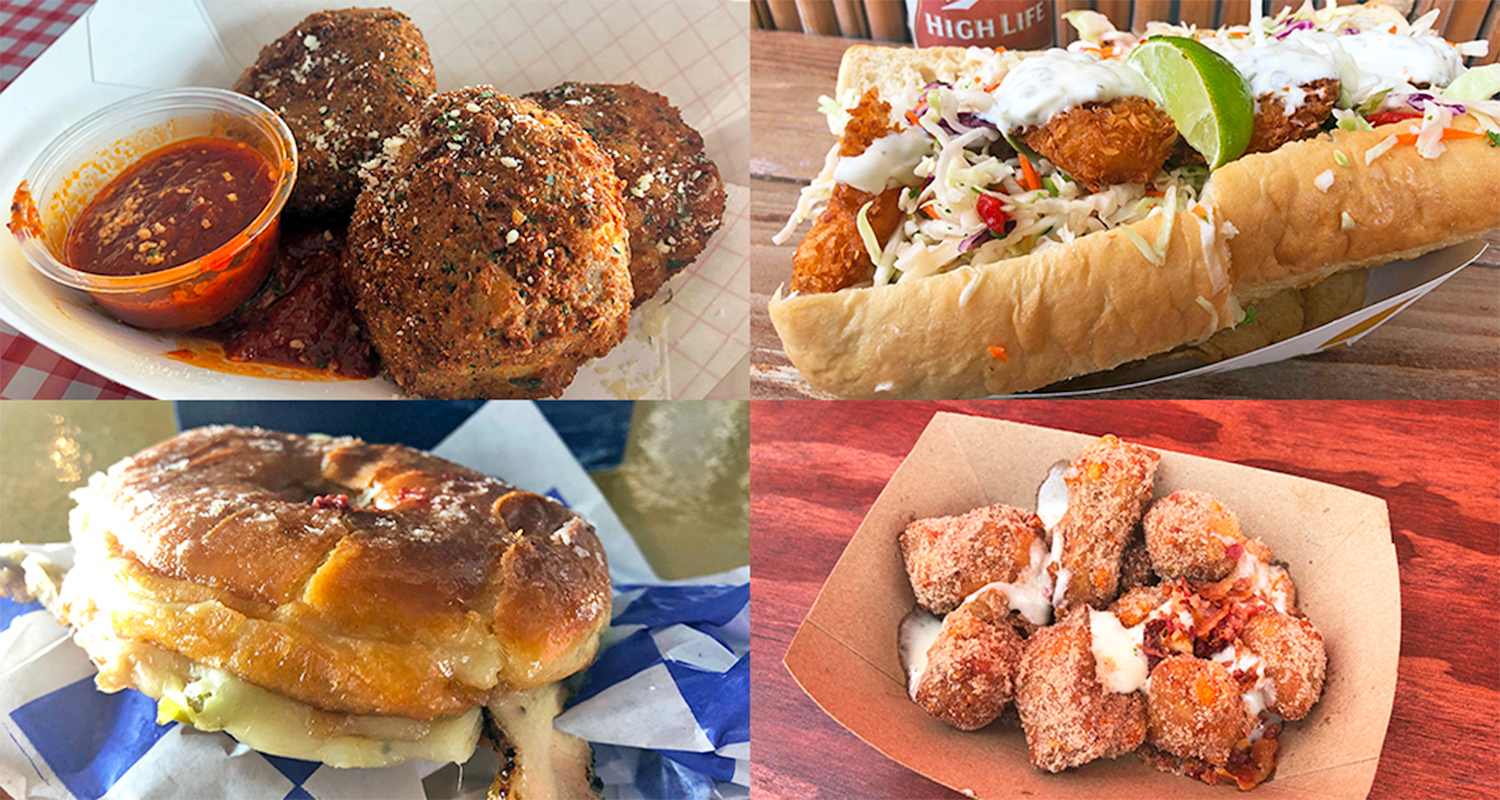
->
xmin=896 ymin=435 xmax=1328 ymax=789
xmin=526 ymin=82 xmax=726 ymax=307
xmin=233 ymin=8 xmax=436 ymax=216
xmin=344 ymin=87 xmax=632 ymax=398
xmin=1052 ymin=435 xmax=1161 ymax=611
xmin=1015 ymin=608 xmax=1147 ymax=772
xmin=900 ymin=502 xmax=1046 ymax=614
xmin=912 ymin=585 xmax=1026 ymax=730
xmin=1240 ymin=608 xmax=1326 ymax=720
xmin=1017 ymin=96 xmax=1180 ymax=191
xmin=1246 ymin=79 xmax=1340 ymax=155
xmin=790 ymin=89 xmax=904 ymax=294
xmin=1146 ymin=654 xmax=1252 ymax=766
xmin=1145 ymin=489 xmax=1256 ymax=582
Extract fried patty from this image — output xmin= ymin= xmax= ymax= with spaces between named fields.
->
xmin=344 ymin=86 xmax=632 ymax=398
xmin=233 ymin=7 xmax=436 ymax=216
xmin=1246 ymin=79 xmax=1340 ymax=155
xmin=1019 ymin=96 xmax=1180 ymax=191
xmin=527 ymin=82 xmax=725 ymax=306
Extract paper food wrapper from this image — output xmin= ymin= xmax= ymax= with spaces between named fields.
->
xmin=1034 ymin=239 xmax=1487 ymax=395
xmin=783 ymin=413 xmax=1401 ymax=800
xmin=0 ymin=401 xmax=749 ymax=800
xmin=0 ymin=0 xmax=749 ymax=400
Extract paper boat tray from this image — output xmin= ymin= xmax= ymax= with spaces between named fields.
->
xmin=783 ymin=413 xmax=1400 ymax=799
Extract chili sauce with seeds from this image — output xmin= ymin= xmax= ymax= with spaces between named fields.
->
xmin=65 ymin=137 xmax=274 ymax=276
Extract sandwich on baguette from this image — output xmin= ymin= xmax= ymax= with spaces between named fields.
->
xmin=771 ymin=0 xmax=1500 ymax=398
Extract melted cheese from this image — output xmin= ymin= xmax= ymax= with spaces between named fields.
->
xmin=1088 ymin=609 xmax=1149 ymax=693
xmin=487 ymin=684 xmax=597 ymax=800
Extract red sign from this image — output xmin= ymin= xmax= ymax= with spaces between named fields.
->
xmin=907 ymin=0 xmax=1055 ymax=50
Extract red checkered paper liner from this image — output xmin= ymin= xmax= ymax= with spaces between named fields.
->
xmin=0 ymin=0 xmax=132 ymax=399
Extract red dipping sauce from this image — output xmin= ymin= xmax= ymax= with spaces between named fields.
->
xmin=65 ymin=138 xmax=275 ymax=277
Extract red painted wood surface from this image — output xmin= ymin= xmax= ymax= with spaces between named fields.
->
xmin=750 ymin=400 xmax=1500 ymax=799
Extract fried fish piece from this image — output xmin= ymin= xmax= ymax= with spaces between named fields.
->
xmin=1052 ymin=435 xmax=1161 ymax=612
xmin=900 ymin=503 xmax=1046 ymax=615
xmin=912 ymin=585 xmax=1026 ymax=730
xmin=1245 ymin=79 xmax=1340 ymax=155
xmin=1017 ymin=96 xmax=1180 ymax=191
xmin=790 ymin=89 xmax=903 ymax=294
xmin=1015 ymin=608 xmax=1147 ymax=772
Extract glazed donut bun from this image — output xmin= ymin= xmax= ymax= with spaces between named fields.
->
xmin=55 ymin=426 xmax=610 ymax=777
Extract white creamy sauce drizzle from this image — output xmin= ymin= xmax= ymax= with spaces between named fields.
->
xmin=832 ymin=127 xmax=933 ymax=194
xmin=1233 ymin=549 xmax=1292 ymax=614
xmin=898 ymin=609 xmax=946 ymax=697
xmin=1088 ymin=609 xmax=1149 ymax=693
xmin=1037 ymin=460 xmax=1071 ymax=606
xmin=1337 ymin=31 xmax=1464 ymax=89
xmin=1216 ymin=38 xmax=1339 ymax=112
xmin=983 ymin=49 xmax=1157 ymax=130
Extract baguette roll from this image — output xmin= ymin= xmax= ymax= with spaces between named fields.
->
xmin=774 ymin=42 xmax=1500 ymax=398
xmin=771 ymin=208 xmax=1237 ymax=399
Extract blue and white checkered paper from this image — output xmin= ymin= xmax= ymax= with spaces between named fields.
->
xmin=0 ymin=402 xmax=748 ymax=800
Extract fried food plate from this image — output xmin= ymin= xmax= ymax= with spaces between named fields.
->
xmin=0 ymin=0 xmax=746 ymax=399
xmin=784 ymin=415 xmax=1399 ymax=800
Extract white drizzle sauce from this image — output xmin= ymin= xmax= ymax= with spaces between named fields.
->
xmin=1337 ymin=31 xmax=1465 ymax=89
xmin=1036 ymin=461 xmax=1070 ymax=530
xmin=1088 ymin=609 xmax=1149 ymax=693
xmin=898 ymin=609 xmax=945 ymax=697
xmin=1215 ymin=38 xmax=1339 ymax=112
xmin=832 ymin=127 xmax=932 ymax=194
xmin=983 ymin=50 xmax=1157 ymax=131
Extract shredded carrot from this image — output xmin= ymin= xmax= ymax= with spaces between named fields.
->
xmin=1018 ymin=154 xmax=1041 ymax=192
xmin=988 ymin=345 xmax=1009 ymax=361
xmin=905 ymin=109 xmax=922 ymax=127
xmin=1395 ymin=128 xmax=1484 ymax=146
xmin=1145 ymin=188 xmax=1166 ymax=198
xmin=920 ymin=202 xmax=940 ymax=219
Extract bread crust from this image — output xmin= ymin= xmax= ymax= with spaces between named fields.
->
xmin=773 ymin=46 xmax=1500 ymax=398
xmin=771 ymin=209 xmax=1237 ymax=399
xmin=62 ymin=426 xmax=611 ymax=720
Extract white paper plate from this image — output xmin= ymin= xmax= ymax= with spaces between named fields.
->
xmin=0 ymin=0 xmax=749 ymax=400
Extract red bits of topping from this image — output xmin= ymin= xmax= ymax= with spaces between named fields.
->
xmin=311 ymin=494 xmax=352 ymax=510
xmin=975 ymin=193 xmax=1011 ymax=235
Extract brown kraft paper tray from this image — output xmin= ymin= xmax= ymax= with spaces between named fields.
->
xmin=783 ymin=413 xmax=1400 ymax=799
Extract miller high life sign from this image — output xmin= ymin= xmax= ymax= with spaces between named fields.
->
xmin=906 ymin=0 xmax=1054 ymax=50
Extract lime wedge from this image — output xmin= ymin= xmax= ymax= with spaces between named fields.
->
xmin=1128 ymin=36 xmax=1254 ymax=169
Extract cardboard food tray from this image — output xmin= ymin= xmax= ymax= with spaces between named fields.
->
xmin=783 ymin=414 xmax=1401 ymax=799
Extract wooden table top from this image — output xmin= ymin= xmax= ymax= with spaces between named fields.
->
xmin=749 ymin=400 xmax=1500 ymax=799
xmin=749 ymin=29 xmax=1500 ymax=399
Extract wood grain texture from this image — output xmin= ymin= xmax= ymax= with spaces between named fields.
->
xmin=750 ymin=399 xmax=1500 ymax=800
xmin=749 ymin=29 xmax=1500 ymax=399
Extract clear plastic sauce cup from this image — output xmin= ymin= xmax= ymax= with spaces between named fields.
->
xmin=8 ymin=87 xmax=297 ymax=330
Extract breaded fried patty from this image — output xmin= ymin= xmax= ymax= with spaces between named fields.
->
xmin=900 ymin=503 xmax=1045 ymax=614
xmin=1246 ymin=79 xmax=1340 ymax=155
xmin=344 ymin=86 xmax=632 ymax=398
xmin=233 ymin=7 xmax=435 ymax=215
xmin=1015 ymin=608 xmax=1147 ymax=772
xmin=527 ymin=82 xmax=726 ymax=306
xmin=1018 ymin=96 xmax=1180 ymax=191
xmin=912 ymin=586 xmax=1025 ymax=731
xmin=791 ymin=89 xmax=902 ymax=294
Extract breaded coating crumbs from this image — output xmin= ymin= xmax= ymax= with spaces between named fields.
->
xmin=527 ymin=82 xmax=725 ymax=306
xmin=1018 ymin=96 xmax=1179 ymax=191
xmin=913 ymin=586 xmax=1025 ymax=730
xmin=901 ymin=503 xmax=1045 ymax=615
xmin=1052 ymin=435 xmax=1161 ymax=612
xmin=790 ymin=89 xmax=902 ymax=294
